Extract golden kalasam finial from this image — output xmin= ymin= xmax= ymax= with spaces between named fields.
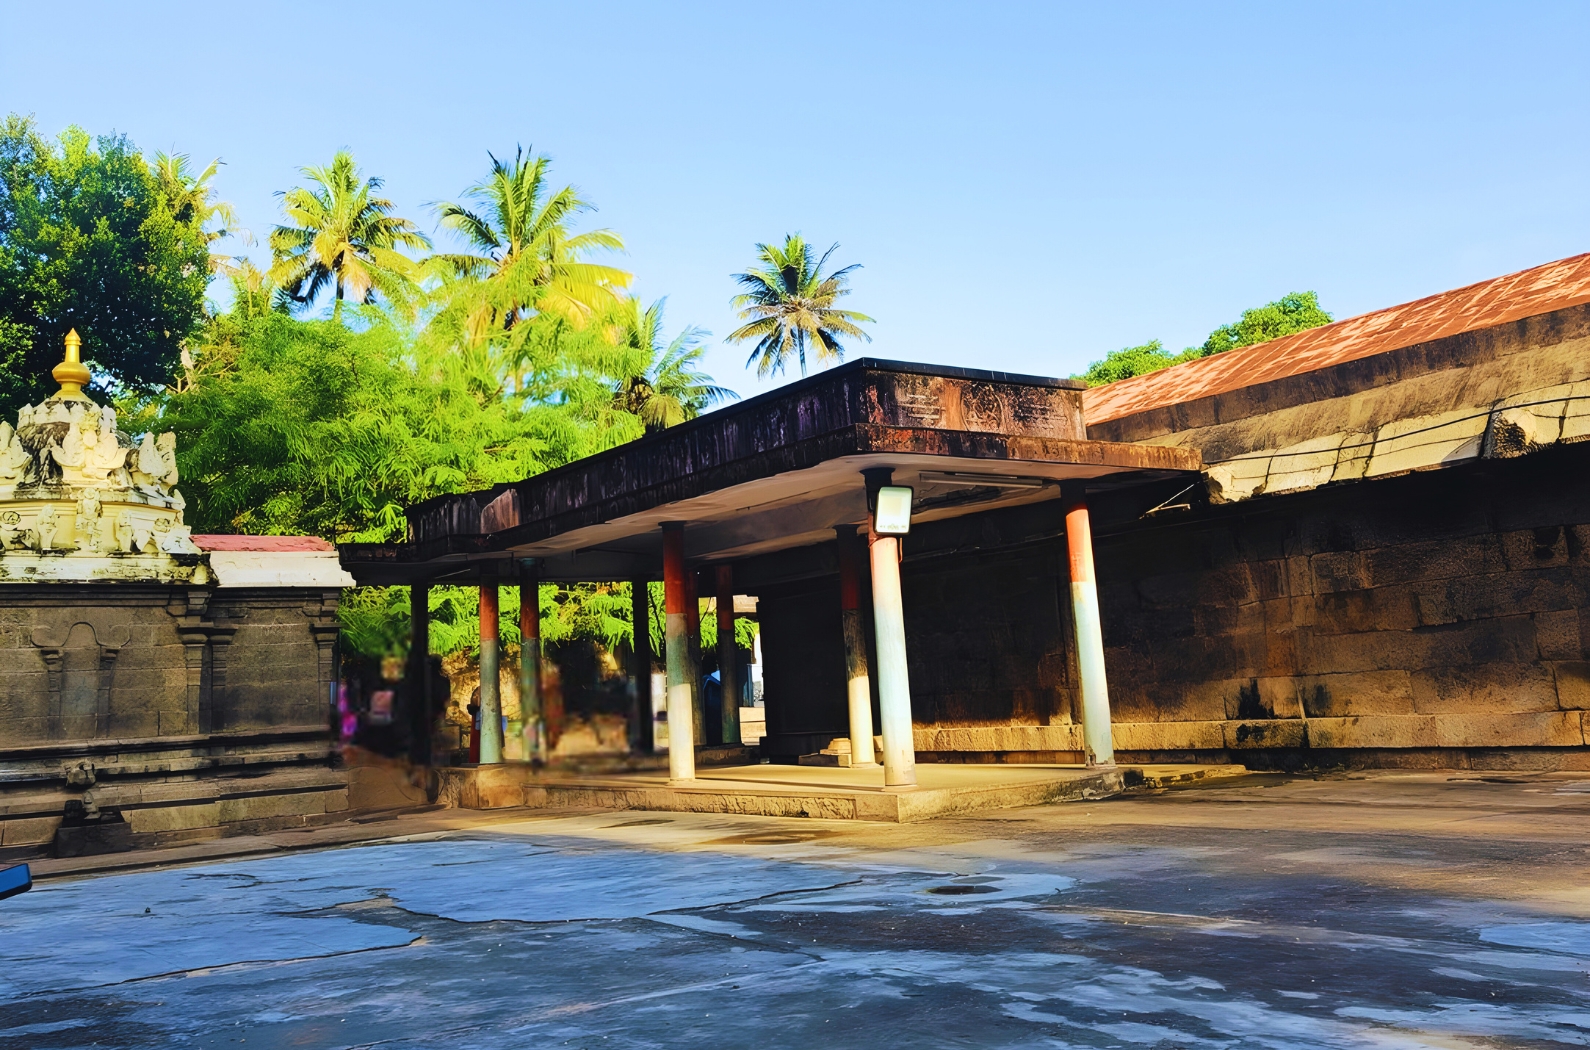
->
xmin=51 ymin=328 xmax=93 ymax=400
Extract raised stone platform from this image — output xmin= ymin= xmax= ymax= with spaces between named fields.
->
xmin=432 ymin=761 xmax=1243 ymax=822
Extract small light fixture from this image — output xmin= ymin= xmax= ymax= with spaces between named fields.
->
xmin=918 ymin=470 xmax=1047 ymax=489
xmin=873 ymin=486 xmax=914 ymax=534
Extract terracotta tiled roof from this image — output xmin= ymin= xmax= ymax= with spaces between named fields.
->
xmin=1083 ymin=253 xmax=1590 ymax=427
xmin=192 ymin=535 xmax=335 ymax=552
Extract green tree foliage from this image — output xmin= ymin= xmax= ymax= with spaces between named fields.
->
xmin=0 ymin=115 xmax=211 ymax=414
xmin=338 ymin=577 xmax=754 ymax=668
xmin=152 ymin=151 xmax=251 ymax=275
xmin=141 ymin=289 xmax=628 ymax=542
xmin=269 ymin=151 xmax=431 ymax=320
xmin=610 ymin=297 xmax=735 ymax=433
xmin=1078 ymin=340 xmax=1176 ymax=387
xmin=429 ymin=147 xmax=630 ymax=345
xmin=1196 ymin=291 xmax=1332 ymax=357
xmin=1078 ymin=291 xmax=1334 ymax=386
xmin=728 ymin=234 xmax=873 ymax=377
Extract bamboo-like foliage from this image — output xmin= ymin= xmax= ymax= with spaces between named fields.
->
xmin=269 ymin=152 xmax=431 ymax=320
xmin=727 ymin=234 xmax=873 ymax=377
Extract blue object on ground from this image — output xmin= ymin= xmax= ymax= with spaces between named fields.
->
xmin=0 ymin=863 xmax=31 ymax=901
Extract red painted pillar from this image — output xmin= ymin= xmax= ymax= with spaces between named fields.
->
xmin=478 ymin=577 xmax=503 ymax=764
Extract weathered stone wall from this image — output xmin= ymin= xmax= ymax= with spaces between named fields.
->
xmin=754 ymin=445 xmax=1590 ymax=769
xmin=0 ymin=584 xmax=345 ymax=856
xmin=759 ymin=576 xmax=852 ymax=757
xmin=1090 ymin=446 xmax=1589 ymax=767
xmin=0 ymin=586 xmax=336 ymax=740
xmin=211 ymin=590 xmax=338 ymax=731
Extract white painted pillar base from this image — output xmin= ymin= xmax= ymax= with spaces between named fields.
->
xmin=662 ymin=523 xmax=696 ymax=783
xmin=665 ymin=611 xmax=696 ymax=782
xmin=869 ymin=534 xmax=916 ymax=787
xmin=843 ymin=609 xmax=877 ymax=767
xmin=1064 ymin=491 xmax=1115 ymax=766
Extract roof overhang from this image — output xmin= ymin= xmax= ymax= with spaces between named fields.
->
xmin=340 ymin=359 xmax=1201 ymax=586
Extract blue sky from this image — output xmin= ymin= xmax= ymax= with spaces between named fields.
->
xmin=3 ymin=1 xmax=1586 ymax=398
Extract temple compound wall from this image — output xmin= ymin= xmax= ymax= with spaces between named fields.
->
xmin=757 ymin=285 xmax=1590 ymax=770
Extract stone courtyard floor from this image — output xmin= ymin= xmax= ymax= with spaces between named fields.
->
xmin=4 ymin=769 xmax=1590 ymax=1049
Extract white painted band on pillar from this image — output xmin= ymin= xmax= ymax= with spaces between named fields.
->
xmin=848 ymin=678 xmax=877 ymax=768
xmin=1069 ymin=579 xmax=1115 ymax=765
xmin=869 ymin=535 xmax=916 ymax=787
xmin=664 ymin=611 xmax=696 ymax=781
xmin=478 ymin=639 xmax=503 ymax=764
xmin=842 ymin=609 xmax=876 ymax=766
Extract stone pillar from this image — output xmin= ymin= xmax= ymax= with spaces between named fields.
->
xmin=864 ymin=470 xmax=916 ymax=788
xmin=519 ymin=561 xmax=545 ymax=763
xmin=478 ymin=576 xmax=504 ymax=765
xmin=1062 ymin=483 xmax=1115 ymax=766
xmin=685 ymin=565 xmax=705 ymax=745
xmin=631 ymin=578 xmax=654 ymax=753
xmin=662 ymin=523 xmax=696 ymax=781
xmin=305 ymin=593 xmax=342 ymax=727
xmin=409 ymin=581 xmax=431 ymax=764
xmin=205 ymin=627 xmax=235 ymax=733
xmin=715 ymin=564 xmax=740 ymax=747
xmin=167 ymin=589 xmax=213 ymax=734
xmin=836 ymin=525 xmax=877 ymax=767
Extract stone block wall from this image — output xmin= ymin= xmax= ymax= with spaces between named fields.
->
xmin=759 ymin=575 xmax=852 ymax=758
xmin=0 ymin=584 xmax=345 ymax=857
xmin=754 ymin=444 xmax=1589 ymax=769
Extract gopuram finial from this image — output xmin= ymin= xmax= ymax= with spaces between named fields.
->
xmin=52 ymin=329 xmax=92 ymax=401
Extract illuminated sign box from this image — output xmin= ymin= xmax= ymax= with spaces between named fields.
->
xmin=873 ymin=485 xmax=914 ymax=534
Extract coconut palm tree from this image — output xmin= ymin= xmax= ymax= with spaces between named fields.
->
xmin=727 ymin=234 xmax=873 ymax=378
xmin=430 ymin=147 xmax=630 ymax=346
xmin=611 ymin=297 xmax=735 ymax=433
xmin=269 ymin=151 xmax=431 ymax=320
xmin=152 ymin=151 xmax=251 ymax=274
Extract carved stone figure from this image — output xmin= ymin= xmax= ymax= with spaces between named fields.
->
xmin=36 ymin=504 xmax=59 ymax=551
xmin=0 ymin=423 xmax=28 ymax=485
xmin=80 ymin=425 xmax=129 ymax=485
xmin=155 ymin=432 xmax=179 ymax=487
xmin=115 ymin=510 xmax=135 ymax=552
xmin=1 ymin=331 xmax=209 ymax=584
xmin=51 ymin=426 xmax=86 ymax=487
xmin=75 ymin=490 xmax=102 ymax=553
xmin=0 ymin=510 xmax=21 ymax=549
xmin=158 ymin=522 xmax=200 ymax=555
xmin=131 ymin=432 xmax=174 ymax=493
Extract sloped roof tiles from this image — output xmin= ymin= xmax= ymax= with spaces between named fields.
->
xmin=1082 ymin=253 xmax=1590 ymax=427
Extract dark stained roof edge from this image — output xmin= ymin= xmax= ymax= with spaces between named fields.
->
xmin=407 ymin=357 xmax=1084 ymax=517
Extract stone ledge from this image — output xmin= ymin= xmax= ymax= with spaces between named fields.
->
xmin=429 ymin=763 xmax=1239 ymax=823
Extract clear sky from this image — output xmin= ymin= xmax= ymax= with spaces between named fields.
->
xmin=3 ymin=1 xmax=1586 ymax=399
